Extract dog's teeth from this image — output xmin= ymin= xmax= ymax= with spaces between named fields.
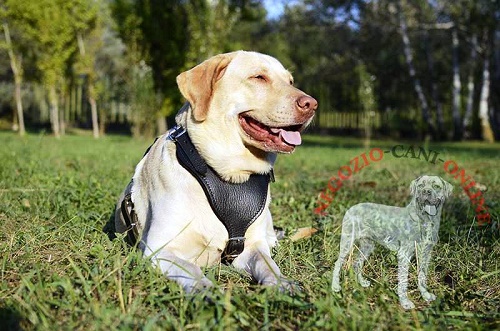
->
xmin=424 ymin=204 xmax=437 ymax=216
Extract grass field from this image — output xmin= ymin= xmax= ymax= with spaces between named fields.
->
xmin=0 ymin=131 xmax=499 ymax=330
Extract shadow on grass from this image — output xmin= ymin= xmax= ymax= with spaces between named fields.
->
xmin=102 ymin=206 xmax=117 ymax=241
xmin=436 ymin=197 xmax=500 ymax=265
xmin=0 ymin=306 xmax=25 ymax=331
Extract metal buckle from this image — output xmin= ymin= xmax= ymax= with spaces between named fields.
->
xmin=269 ymin=169 xmax=275 ymax=183
xmin=121 ymin=193 xmax=139 ymax=245
xmin=222 ymin=237 xmax=246 ymax=264
xmin=167 ymin=125 xmax=186 ymax=142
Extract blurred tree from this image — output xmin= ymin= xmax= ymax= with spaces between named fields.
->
xmin=357 ymin=62 xmax=376 ymax=146
xmin=315 ymin=0 xmax=499 ymax=141
xmin=443 ymin=0 xmax=491 ymax=140
xmin=13 ymin=0 xmax=79 ymax=137
xmin=136 ymin=0 xmax=187 ymax=133
xmin=463 ymin=33 xmax=478 ymax=138
xmin=111 ymin=0 xmax=187 ymax=136
xmin=395 ymin=0 xmax=435 ymax=139
xmin=71 ymin=0 xmax=127 ymax=138
xmin=278 ymin=1 xmax=362 ymax=114
xmin=478 ymin=33 xmax=494 ymax=142
xmin=0 ymin=1 xmax=36 ymax=136
xmin=184 ymin=0 xmax=261 ymax=64
xmin=358 ymin=0 xmax=417 ymax=136
xmin=227 ymin=0 xmax=269 ymax=52
xmin=111 ymin=0 xmax=265 ymax=136
xmin=1 ymin=0 xmax=497 ymax=141
xmin=92 ymin=21 xmax=127 ymax=136
xmin=72 ymin=0 xmax=100 ymax=138
xmin=0 ymin=22 xmax=25 ymax=136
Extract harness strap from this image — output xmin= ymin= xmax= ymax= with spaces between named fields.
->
xmin=121 ymin=192 xmax=139 ymax=245
xmin=170 ymin=125 xmax=272 ymax=264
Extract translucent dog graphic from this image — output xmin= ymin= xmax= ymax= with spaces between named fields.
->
xmin=331 ymin=175 xmax=453 ymax=309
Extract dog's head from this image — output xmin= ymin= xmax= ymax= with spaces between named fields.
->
xmin=410 ymin=175 xmax=453 ymax=217
xmin=175 ymin=51 xmax=317 ymax=182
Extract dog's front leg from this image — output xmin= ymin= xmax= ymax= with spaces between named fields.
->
xmin=417 ymin=243 xmax=436 ymax=302
xmin=397 ymin=245 xmax=415 ymax=309
xmin=152 ymin=250 xmax=213 ymax=293
xmin=233 ymin=242 xmax=294 ymax=292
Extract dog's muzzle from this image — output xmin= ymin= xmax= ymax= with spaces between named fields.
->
xmin=417 ymin=196 xmax=442 ymax=216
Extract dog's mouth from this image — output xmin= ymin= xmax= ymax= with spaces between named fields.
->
xmin=421 ymin=199 xmax=441 ymax=216
xmin=238 ymin=114 xmax=304 ymax=153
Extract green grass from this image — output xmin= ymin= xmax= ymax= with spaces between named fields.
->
xmin=0 ymin=131 xmax=499 ymax=330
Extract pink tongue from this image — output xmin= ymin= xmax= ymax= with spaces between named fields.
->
xmin=271 ymin=128 xmax=302 ymax=146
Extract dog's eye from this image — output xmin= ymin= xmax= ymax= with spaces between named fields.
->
xmin=289 ymin=79 xmax=294 ymax=85
xmin=252 ymin=75 xmax=267 ymax=82
xmin=433 ymin=184 xmax=441 ymax=190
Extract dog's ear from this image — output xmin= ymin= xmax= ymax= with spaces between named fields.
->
xmin=410 ymin=176 xmax=422 ymax=196
xmin=176 ymin=53 xmax=236 ymax=122
xmin=441 ymin=178 xmax=453 ymax=198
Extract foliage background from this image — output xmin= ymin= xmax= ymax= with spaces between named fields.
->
xmin=0 ymin=0 xmax=499 ymax=141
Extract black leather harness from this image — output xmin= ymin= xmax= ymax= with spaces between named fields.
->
xmin=121 ymin=125 xmax=273 ymax=264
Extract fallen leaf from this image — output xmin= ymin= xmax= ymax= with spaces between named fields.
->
xmin=290 ymin=227 xmax=318 ymax=241
xmin=22 ymin=198 xmax=31 ymax=208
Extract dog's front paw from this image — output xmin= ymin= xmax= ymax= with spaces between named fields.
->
xmin=357 ymin=275 xmax=371 ymax=288
xmin=422 ymin=291 xmax=436 ymax=302
xmin=331 ymin=281 xmax=341 ymax=292
xmin=183 ymin=277 xmax=214 ymax=293
xmin=261 ymin=276 xmax=299 ymax=294
xmin=400 ymin=298 xmax=415 ymax=310
xmin=278 ymin=277 xmax=301 ymax=294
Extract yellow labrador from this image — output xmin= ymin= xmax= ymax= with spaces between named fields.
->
xmin=115 ymin=51 xmax=317 ymax=292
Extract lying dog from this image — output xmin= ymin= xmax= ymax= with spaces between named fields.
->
xmin=331 ymin=175 xmax=452 ymax=309
xmin=115 ymin=51 xmax=317 ymax=292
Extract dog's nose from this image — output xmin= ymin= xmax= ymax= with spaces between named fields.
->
xmin=424 ymin=189 xmax=432 ymax=195
xmin=296 ymin=95 xmax=318 ymax=114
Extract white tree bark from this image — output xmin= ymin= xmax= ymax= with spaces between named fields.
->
xmin=451 ymin=28 xmax=462 ymax=140
xmin=49 ymin=85 xmax=60 ymax=138
xmin=493 ymin=30 xmax=500 ymax=138
xmin=478 ymin=54 xmax=494 ymax=142
xmin=59 ymin=98 xmax=66 ymax=136
xmin=3 ymin=23 xmax=26 ymax=136
xmin=396 ymin=2 xmax=435 ymax=137
xmin=90 ymin=96 xmax=99 ymax=139
xmin=78 ymin=32 xmax=100 ymax=138
xmin=463 ymin=33 xmax=478 ymax=133
xmin=424 ymin=30 xmax=444 ymax=138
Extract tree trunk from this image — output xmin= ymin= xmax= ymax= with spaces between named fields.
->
xmin=99 ymin=103 xmax=106 ymax=136
xmin=478 ymin=53 xmax=494 ymax=142
xmin=14 ymin=79 xmax=25 ymax=136
xmin=424 ymin=30 xmax=444 ymax=140
xmin=156 ymin=116 xmax=167 ymax=134
xmin=59 ymin=95 xmax=66 ymax=136
xmin=463 ymin=33 xmax=478 ymax=137
xmin=396 ymin=2 xmax=435 ymax=138
xmin=76 ymin=82 xmax=83 ymax=120
xmin=89 ymin=95 xmax=99 ymax=138
xmin=451 ymin=28 xmax=463 ymax=140
xmin=49 ymin=85 xmax=60 ymax=138
xmin=3 ymin=23 xmax=26 ymax=136
xmin=492 ymin=30 xmax=500 ymax=140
